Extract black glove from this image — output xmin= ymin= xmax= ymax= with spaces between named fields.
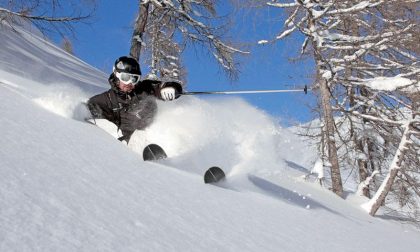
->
xmin=87 ymin=102 xmax=103 ymax=119
xmin=120 ymin=96 xmax=158 ymax=132
xmin=119 ymin=110 xmax=141 ymax=133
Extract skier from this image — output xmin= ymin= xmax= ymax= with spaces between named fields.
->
xmin=86 ymin=56 xmax=182 ymax=143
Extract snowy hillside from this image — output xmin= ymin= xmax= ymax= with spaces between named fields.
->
xmin=1 ymin=22 xmax=420 ymax=252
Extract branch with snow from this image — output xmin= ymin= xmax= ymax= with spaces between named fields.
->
xmin=267 ymin=2 xmax=298 ymax=8
xmin=357 ymin=170 xmax=380 ymax=196
xmin=145 ymin=0 xmax=248 ymax=76
xmin=361 ymin=121 xmax=415 ymax=216
xmin=362 ymin=76 xmax=419 ymax=93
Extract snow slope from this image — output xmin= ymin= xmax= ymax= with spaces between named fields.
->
xmin=1 ymin=22 xmax=419 ymax=252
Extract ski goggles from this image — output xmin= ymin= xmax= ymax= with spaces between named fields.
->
xmin=115 ymin=72 xmax=141 ymax=84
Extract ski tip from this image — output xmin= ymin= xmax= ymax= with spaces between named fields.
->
xmin=204 ymin=166 xmax=226 ymax=184
xmin=143 ymin=144 xmax=167 ymax=161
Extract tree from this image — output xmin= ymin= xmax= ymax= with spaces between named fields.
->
xmin=327 ymin=0 xmax=419 ymax=216
xmin=0 ymin=0 xmax=96 ymax=38
xmin=258 ymin=0 xmax=348 ymax=196
xmin=61 ymin=37 xmax=74 ymax=55
xmin=254 ymin=1 xmax=419 ymax=207
xmin=130 ymin=1 xmax=150 ymax=61
xmin=141 ymin=3 xmax=186 ymax=82
xmin=129 ymin=0 xmax=248 ymax=81
xmin=361 ymin=118 xmax=419 ymax=216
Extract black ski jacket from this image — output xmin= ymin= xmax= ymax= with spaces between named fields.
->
xmin=87 ymin=74 xmax=182 ymax=141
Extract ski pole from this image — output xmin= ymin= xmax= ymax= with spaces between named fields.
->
xmin=182 ymin=85 xmax=309 ymax=95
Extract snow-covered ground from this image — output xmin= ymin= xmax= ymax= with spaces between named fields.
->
xmin=1 ymin=22 xmax=419 ymax=252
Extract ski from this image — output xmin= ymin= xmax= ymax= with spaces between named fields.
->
xmin=143 ymin=145 xmax=225 ymax=184
xmin=143 ymin=144 xmax=167 ymax=161
xmin=204 ymin=167 xmax=226 ymax=184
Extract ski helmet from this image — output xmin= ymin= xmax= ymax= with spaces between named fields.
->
xmin=113 ymin=56 xmax=141 ymax=76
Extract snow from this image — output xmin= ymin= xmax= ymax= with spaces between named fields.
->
xmin=321 ymin=69 xmax=332 ymax=79
xmin=311 ymin=159 xmax=325 ymax=179
xmin=1 ymin=22 xmax=420 ymax=252
xmin=363 ymin=76 xmax=419 ymax=93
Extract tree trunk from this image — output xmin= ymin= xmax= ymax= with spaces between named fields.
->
xmin=307 ymin=7 xmax=343 ymax=197
xmin=129 ymin=1 xmax=150 ymax=61
xmin=362 ymin=123 xmax=412 ymax=216
xmin=345 ymin=18 xmax=371 ymax=198
xmin=318 ymin=69 xmax=343 ymax=197
xmin=357 ymin=140 xmax=370 ymax=198
xmin=355 ymin=88 xmax=372 ymax=198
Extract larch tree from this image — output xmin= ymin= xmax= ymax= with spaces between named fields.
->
xmin=259 ymin=0 xmax=350 ymax=197
xmin=323 ymin=0 xmax=419 ymax=216
xmin=129 ymin=0 xmax=248 ymax=82
xmin=258 ymin=0 xmax=419 ymax=215
xmin=141 ymin=4 xmax=185 ymax=82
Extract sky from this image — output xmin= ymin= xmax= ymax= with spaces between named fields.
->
xmin=65 ymin=0 xmax=316 ymax=125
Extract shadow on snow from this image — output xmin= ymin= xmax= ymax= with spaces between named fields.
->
xmin=248 ymin=174 xmax=342 ymax=216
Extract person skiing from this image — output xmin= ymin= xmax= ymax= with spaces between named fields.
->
xmin=86 ymin=56 xmax=182 ymax=143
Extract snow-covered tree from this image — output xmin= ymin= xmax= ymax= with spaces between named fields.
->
xmin=258 ymin=0 xmax=350 ymax=196
xmin=141 ymin=4 xmax=185 ymax=82
xmin=327 ymin=0 xmax=419 ymax=216
xmin=258 ymin=0 xmax=419 ymax=214
xmin=129 ymin=0 xmax=248 ymax=80
xmin=332 ymin=2 xmax=418 ymax=204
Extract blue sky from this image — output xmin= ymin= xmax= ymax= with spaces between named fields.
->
xmin=66 ymin=1 xmax=316 ymax=125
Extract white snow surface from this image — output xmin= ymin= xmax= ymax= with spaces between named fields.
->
xmin=364 ymin=76 xmax=419 ymax=93
xmin=1 ymin=23 xmax=420 ymax=252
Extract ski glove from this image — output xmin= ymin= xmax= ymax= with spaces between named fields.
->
xmin=120 ymin=111 xmax=139 ymax=132
xmin=86 ymin=102 xmax=103 ymax=119
xmin=160 ymin=87 xmax=176 ymax=101
xmin=120 ymin=97 xmax=157 ymax=132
